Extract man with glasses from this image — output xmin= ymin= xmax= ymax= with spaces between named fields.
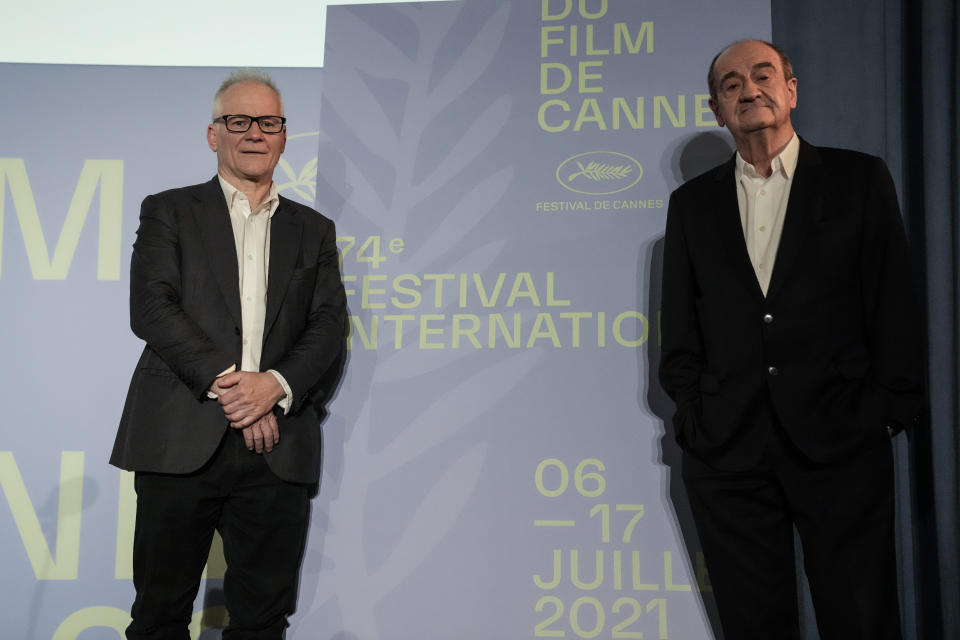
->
xmin=112 ymin=69 xmax=346 ymax=639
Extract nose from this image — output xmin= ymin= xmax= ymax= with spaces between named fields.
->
xmin=243 ymin=122 xmax=265 ymax=140
xmin=739 ymin=77 xmax=761 ymax=101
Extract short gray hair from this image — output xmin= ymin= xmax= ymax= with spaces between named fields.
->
xmin=212 ymin=69 xmax=283 ymax=119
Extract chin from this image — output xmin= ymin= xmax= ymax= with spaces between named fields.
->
xmin=239 ymin=161 xmax=270 ymax=175
xmin=741 ymin=119 xmax=773 ymax=133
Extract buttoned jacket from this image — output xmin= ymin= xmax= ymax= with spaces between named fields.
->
xmin=659 ymin=140 xmax=924 ymax=469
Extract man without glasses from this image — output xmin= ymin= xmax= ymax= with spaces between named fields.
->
xmin=659 ymin=40 xmax=923 ymax=639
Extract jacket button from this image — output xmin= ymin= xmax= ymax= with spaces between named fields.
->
xmin=768 ymin=366 xmax=779 ymax=376
xmin=763 ymin=313 xmax=774 ymax=324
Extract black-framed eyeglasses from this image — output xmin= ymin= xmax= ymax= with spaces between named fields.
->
xmin=213 ymin=114 xmax=286 ymax=134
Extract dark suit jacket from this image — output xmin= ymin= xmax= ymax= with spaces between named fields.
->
xmin=111 ymin=177 xmax=347 ymax=483
xmin=659 ymin=140 xmax=923 ymax=470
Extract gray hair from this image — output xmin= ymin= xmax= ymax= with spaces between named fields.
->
xmin=211 ymin=69 xmax=283 ymax=119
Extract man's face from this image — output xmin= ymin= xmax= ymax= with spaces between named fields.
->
xmin=206 ymin=81 xmax=286 ymax=185
xmin=709 ymin=40 xmax=797 ymax=138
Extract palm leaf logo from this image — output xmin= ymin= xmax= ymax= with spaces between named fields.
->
xmin=276 ymin=156 xmax=318 ymax=202
xmin=567 ymin=161 xmax=632 ymax=182
xmin=557 ymin=152 xmax=644 ymax=194
xmin=294 ymin=3 xmax=533 ymax=639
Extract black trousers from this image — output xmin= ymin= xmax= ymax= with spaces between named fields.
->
xmin=682 ymin=424 xmax=901 ymax=640
xmin=126 ymin=429 xmax=312 ymax=640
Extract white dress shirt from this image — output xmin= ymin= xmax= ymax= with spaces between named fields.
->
xmin=735 ymin=133 xmax=800 ymax=296
xmin=212 ymin=175 xmax=292 ymax=413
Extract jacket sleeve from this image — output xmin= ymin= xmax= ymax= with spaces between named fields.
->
xmin=658 ymin=190 xmax=704 ymax=409
xmin=129 ymin=194 xmax=236 ymax=399
xmin=859 ymin=158 xmax=925 ymax=430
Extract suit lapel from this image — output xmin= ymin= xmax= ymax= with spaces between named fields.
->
xmin=192 ymin=177 xmax=242 ymax=329
xmin=767 ymin=140 xmax=823 ymax=300
xmin=265 ymin=198 xmax=302 ymax=339
xmin=711 ymin=157 xmax=765 ymax=299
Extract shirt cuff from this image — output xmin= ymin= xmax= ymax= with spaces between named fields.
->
xmin=206 ymin=365 xmax=237 ymax=399
xmin=268 ymin=369 xmax=293 ymax=415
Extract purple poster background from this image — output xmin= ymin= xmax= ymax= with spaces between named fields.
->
xmin=0 ymin=1 xmax=769 ymax=637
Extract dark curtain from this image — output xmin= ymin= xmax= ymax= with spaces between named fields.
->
xmin=771 ymin=0 xmax=960 ymax=638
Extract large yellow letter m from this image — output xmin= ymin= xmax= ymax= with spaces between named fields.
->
xmin=0 ymin=159 xmax=122 ymax=280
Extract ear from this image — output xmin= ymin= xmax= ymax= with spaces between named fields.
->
xmin=709 ymin=98 xmax=725 ymax=127
xmin=206 ymin=124 xmax=218 ymax=152
xmin=786 ymin=76 xmax=798 ymax=109
xmin=279 ymin=128 xmax=287 ymax=154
